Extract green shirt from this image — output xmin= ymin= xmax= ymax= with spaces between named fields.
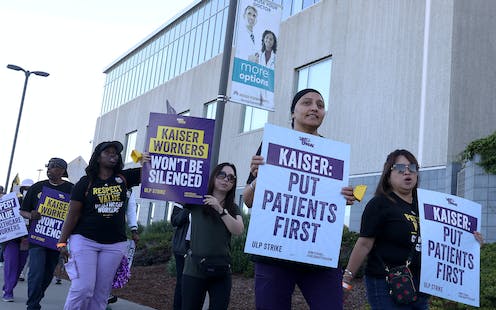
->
xmin=183 ymin=203 xmax=240 ymax=278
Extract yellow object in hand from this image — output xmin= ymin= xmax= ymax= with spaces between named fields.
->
xmin=130 ymin=150 xmax=143 ymax=163
xmin=353 ymin=185 xmax=367 ymax=202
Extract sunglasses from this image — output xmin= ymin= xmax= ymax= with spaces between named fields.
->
xmin=46 ymin=163 xmax=64 ymax=169
xmin=391 ymin=163 xmax=418 ymax=174
xmin=216 ymin=171 xmax=236 ymax=183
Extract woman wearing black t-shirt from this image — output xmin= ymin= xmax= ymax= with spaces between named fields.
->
xmin=344 ymin=150 xmax=484 ymax=309
xmin=181 ymin=162 xmax=244 ymax=310
xmin=58 ymin=141 xmax=146 ymax=310
xmin=343 ymin=149 xmax=428 ymax=309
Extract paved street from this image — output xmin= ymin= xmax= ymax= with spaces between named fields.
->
xmin=0 ymin=263 xmax=155 ymax=310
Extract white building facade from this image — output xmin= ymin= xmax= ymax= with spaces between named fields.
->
xmin=93 ymin=0 xmax=496 ymax=240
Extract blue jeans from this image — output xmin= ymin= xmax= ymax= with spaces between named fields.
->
xmin=27 ymin=245 xmax=60 ymax=310
xmin=365 ymin=275 xmax=430 ymax=310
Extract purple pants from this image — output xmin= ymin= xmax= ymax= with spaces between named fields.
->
xmin=254 ymin=262 xmax=343 ymax=310
xmin=3 ymin=240 xmax=28 ymax=297
xmin=2 ymin=240 xmax=28 ymax=298
xmin=63 ymin=234 xmax=127 ymax=310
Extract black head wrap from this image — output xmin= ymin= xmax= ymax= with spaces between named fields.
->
xmin=290 ymin=88 xmax=323 ymax=128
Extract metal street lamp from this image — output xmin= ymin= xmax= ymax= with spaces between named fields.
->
xmin=5 ymin=64 xmax=49 ymax=191
xmin=36 ymin=168 xmax=43 ymax=181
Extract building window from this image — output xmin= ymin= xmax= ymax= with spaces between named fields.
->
xmin=204 ymin=101 xmax=217 ymax=119
xmin=297 ymin=57 xmax=332 ymax=109
xmin=124 ymin=131 xmax=137 ymax=163
xmin=243 ymin=106 xmax=268 ymax=132
xmin=101 ymin=0 xmax=230 ymax=115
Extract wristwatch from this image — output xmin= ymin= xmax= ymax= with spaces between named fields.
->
xmin=220 ymin=208 xmax=228 ymax=217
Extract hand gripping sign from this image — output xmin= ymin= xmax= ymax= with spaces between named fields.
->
xmin=244 ymin=124 xmax=350 ymax=267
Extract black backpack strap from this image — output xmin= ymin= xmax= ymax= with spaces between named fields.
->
xmin=376 ymin=241 xmax=416 ymax=271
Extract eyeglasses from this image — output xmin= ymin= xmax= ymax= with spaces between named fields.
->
xmin=216 ymin=171 xmax=236 ymax=183
xmin=391 ymin=163 xmax=418 ymax=174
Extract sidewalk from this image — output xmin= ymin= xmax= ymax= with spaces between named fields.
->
xmin=0 ymin=264 xmax=156 ymax=310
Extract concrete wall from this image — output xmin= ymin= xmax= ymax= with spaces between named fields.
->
xmin=448 ymin=0 xmax=496 ymax=162
xmin=457 ymin=157 xmax=496 ymax=243
xmin=270 ymin=0 xmax=453 ymax=173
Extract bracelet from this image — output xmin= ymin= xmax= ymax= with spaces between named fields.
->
xmin=56 ymin=242 xmax=67 ymax=249
xmin=344 ymin=269 xmax=353 ymax=277
xmin=249 ymin=182 xmax=255 ymax=191
xmin=342 ymin=281 xmax=353 ymax=291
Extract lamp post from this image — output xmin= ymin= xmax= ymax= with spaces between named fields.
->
xmin=5 ymin=64 xmax=49 ymax=191
xmin=36 ymin=168 xmax=43 ymax=181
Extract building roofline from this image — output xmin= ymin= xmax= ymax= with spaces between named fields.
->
xmin=103 ymin=0 xmax=202 ymax=73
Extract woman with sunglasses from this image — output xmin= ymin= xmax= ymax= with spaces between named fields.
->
xmin=181 ymin=163 xmax=244 ymax=310
xmin=343 ymin=150 xmax=484 ymax=309
xmin=343 ymin=149 xmax=429 ymax=309
xmin=243 ymin=88 xmax=356 ymax=309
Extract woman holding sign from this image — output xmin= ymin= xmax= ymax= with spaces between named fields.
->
xmin=342 ymin=149 xmax=428 ymax=309
xmin=243 ymin=88 xmax=356 ymax=309
xmin=343 ymin=149 xmax=484 ymax=309
xmin=181 ymin=162 xmax=244 ymax=310
xmin=58 ymin=141 xmax=146 ymax=310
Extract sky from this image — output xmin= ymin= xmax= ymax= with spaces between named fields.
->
xmin=0 ymin=0 xmax=192 ymax=189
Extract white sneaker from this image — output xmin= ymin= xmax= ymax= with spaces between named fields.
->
xmin=0 ymin=262 xmax=4 ymax=268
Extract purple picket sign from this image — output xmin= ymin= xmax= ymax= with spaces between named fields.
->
xmin=28 ymin=186 xmax=71 ymax=250
xmin=141 ymin=113 xmax=215 ymax=205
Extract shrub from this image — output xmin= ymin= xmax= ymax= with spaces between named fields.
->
xmin=133 ymin=220 xmax=174 ymax=266
xmin=231 ymin=212 xmax=254 ymax=277
xmin=339 ymin=226 xmax=366 ymax=278
xmin=480 ymin=242 xmax=496 ymax=307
